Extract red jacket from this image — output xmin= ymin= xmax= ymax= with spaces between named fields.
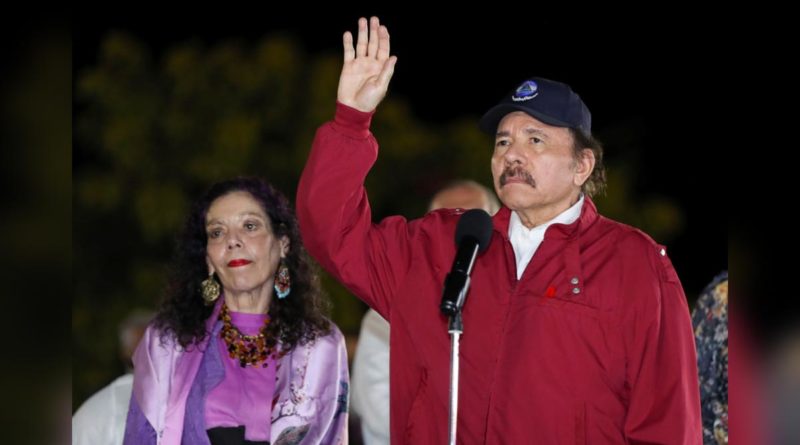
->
xmin=297 ymin=103 xmax=701 ymax=444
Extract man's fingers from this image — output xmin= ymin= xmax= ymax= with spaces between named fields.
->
xmin=377 ymin=25 xmax=390 ymax=61
xmin=367 ymin=17 xmax=380 ymax=59
xmin=343 ymin=31 xmax=355 ymax=62
xmin=355 ymin=17 xmax=368 ymax=58
xmin=377 ymin=56 xmax=398 ymax=88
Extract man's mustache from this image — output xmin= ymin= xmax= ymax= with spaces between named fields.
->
xmin=500 ymin=167 xmax=536 ymax=187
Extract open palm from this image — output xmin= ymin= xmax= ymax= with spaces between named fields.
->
xmin=337 ymin=17 xmax=397 ymax=112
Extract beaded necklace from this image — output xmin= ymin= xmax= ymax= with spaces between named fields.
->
xmin=219 ymin=303 xmax=273 ymax=368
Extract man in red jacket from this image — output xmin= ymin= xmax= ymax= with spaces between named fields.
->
xmin=297 ymin=16 xmax=702 ymax=444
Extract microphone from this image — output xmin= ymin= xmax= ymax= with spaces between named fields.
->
xmin=440 ymin=209 xmax=493 ymax=317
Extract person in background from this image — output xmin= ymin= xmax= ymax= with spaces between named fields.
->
xmin=692 ymin=272 xmax=728 ymax=444
xmin=350 ymin=180 xmax=498 ymax=444
xmin=73 ymin=309 xmax=155 ymax=445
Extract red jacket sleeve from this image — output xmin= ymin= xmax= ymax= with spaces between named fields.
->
xmin=297 ymin=102 xmax=413 ymax=320
xmin=621 ymin=233 xmax=703 ymax=444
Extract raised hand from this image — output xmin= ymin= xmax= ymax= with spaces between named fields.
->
xmin=337 ymin=17 xmax=397 ymax=112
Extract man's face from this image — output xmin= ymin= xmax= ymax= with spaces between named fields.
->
xmin=490 ymin=112 xmax=585 ymax=221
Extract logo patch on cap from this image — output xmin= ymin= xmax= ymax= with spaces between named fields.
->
xmin=511 ymin=80 xmax=539 ymax=102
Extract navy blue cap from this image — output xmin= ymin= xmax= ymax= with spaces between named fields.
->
xmin=479 ymin=77 xmax=592 ymax=135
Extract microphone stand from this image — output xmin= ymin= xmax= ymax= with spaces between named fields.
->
xmin=447 ymin=303 xmax=465 ymax=445
xmin=443 ymin=252 xmax=476 ymax=445
xmin=441 ymin=209 xmax=491 ymax=445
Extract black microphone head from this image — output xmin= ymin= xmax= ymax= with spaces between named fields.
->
xmin=455 ymin=209 xmax=493 ymax=253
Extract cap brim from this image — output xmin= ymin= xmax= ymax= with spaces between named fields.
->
xmin=478 ymin=104 xmax=573 ymax=135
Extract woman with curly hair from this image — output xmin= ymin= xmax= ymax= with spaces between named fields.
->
xmin=123 ymin=177 xmax=348 ymax=445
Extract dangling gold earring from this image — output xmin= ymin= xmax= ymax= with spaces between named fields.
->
xmin=201 ymin=272 xmax=221 ymax=305
xmin=274 ymin=258 xmax=291 ymax=299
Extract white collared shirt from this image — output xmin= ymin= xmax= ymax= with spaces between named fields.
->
xmin=508 ymin=195 xmax=584 ymax=280
xmin=72 ymin=373 xmax=133 ymax=445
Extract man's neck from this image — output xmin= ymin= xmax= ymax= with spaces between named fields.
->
xmin=514 ymin=194 xmax=582 ymax=229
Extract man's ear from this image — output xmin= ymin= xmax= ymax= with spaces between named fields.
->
xmin=574 ymin=148 xmax=596 ymax=187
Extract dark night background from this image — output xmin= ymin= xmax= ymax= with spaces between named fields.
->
xmin=75 ymin=10 xmax=724 ymax=283
xmin=72 ymin=9 xmax=727 ymax=411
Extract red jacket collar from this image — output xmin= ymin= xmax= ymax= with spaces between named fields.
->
xmin=492 ymin=195 xmax=599 ymax=241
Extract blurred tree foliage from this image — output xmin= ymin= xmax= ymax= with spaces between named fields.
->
xmin=74 ymin=32 xmax=682 ymax=409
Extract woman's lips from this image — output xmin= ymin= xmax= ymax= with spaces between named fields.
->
xmin=227 ymin=259 xmax=252 ymax=267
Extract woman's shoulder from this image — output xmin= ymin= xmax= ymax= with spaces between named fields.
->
xmin=137 ymin=322 xmax=184 ymax=357
xmin=275 ymin=321 xmax=348 ymax=384
xmin=311 ymin=320 xmax=345 ymax=350
xmin=288 ymin=320 xmax=346 ymax=358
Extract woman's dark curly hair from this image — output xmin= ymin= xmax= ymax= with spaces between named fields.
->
xmin=153 ymin=176 xmax=330 ymax=350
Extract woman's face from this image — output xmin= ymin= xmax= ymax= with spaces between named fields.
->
xmin=205 ymin=191 xmax=289 ymax=296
